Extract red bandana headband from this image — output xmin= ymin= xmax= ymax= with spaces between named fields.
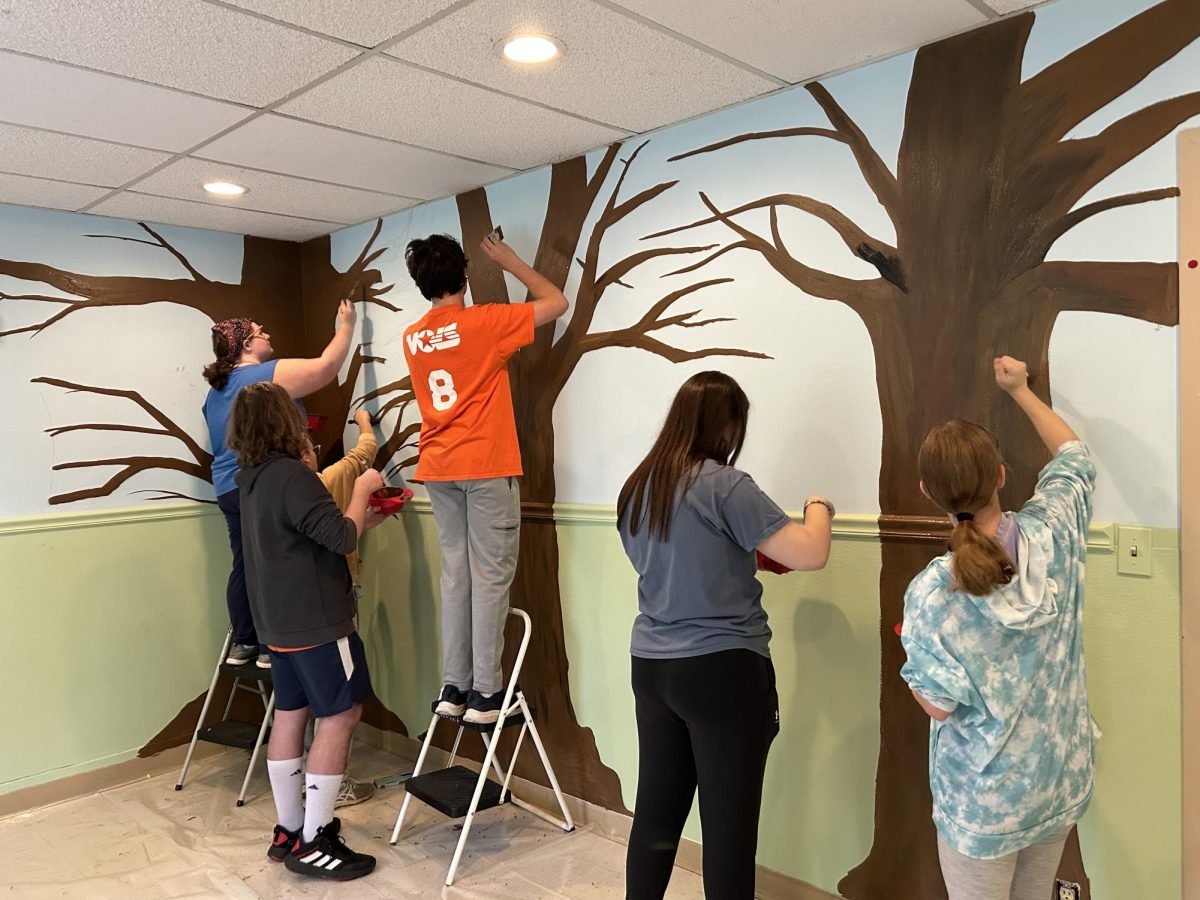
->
xmin=213 ymin=317 xmax=253 ymax=355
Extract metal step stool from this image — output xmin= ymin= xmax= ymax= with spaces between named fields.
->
xmin=390 ymin=608 xmax=575 ymax=886
xmin=175 ymin=627 xmax=275 ymax=807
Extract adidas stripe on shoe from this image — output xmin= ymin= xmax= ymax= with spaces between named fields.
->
xmin=284 ymin=817 xmax=375 ymax=881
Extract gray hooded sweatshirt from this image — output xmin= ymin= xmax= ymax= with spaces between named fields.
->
xmin=237 ymin=454 xmax=358 ymax=649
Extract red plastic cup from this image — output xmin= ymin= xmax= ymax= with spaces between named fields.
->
xmin=306 ymin=414 xmax=327 ymax=431
xmin=755 ymin=550 xmax=791 ymax=574
xmin=369 ymin=486 xmax=412 ymax=515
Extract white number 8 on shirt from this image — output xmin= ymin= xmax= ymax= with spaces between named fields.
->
xmin=429 ymin=369 xmax=458 ymax=412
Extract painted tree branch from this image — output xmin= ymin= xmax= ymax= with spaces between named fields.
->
xmin=1063 ymin=91 xmax=1200 ymax=202
xmin=667 ymin=127 xmax=847 ymax=162
xmin=1021 ymin=0 xmax=1200 ymax=143
xmin=1018 ymin=260 xmax=1179 ymax=325
xmin=87 ymin=223 xmax=211 ymax=283
xmin=1048 ymin=187 xmax=1181 ymax=246
xmin=671 ymin=193 xmax=901 ymax=310
xmin=32 ymin=376 xmax=213 ymax=505
xmin=580 ymin=278 xmax=769 ymax=363
xmin=805 ymin=82 xmax=901 ymax=222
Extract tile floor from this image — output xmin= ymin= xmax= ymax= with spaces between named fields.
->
xmin=0 ymin=741 xmax=705 ymax=898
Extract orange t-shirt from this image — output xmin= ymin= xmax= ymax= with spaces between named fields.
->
xmin=403 ymin=302 xmax=535 ymax=481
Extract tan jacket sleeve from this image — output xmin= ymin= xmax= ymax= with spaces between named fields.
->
xmin=318 ymin=430 xmax=378 ymax=586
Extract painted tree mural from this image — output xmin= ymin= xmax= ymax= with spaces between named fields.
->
xmin=363 ymin=140 xmax=768 ymax=809
xmin=0 ymin=220 xmax=410 ymax=748
xmin=655 ymin=2 xmax=1197 ymax=896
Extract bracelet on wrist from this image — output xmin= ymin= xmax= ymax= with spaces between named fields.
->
xmin=803 ymin=498 xmax=835 ymax=518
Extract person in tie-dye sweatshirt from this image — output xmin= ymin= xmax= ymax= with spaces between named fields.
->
xmin=900 ymin=355 xmax=1098 ymax=900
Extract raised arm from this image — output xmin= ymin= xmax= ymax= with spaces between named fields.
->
xmin=994 ymin=356 xmax=1078 ymax=454
xmin=273 ymin=299 xmax=357 ymax=399
xmin=479 ymin=234 xmax=568 ymax=327
xmin=756 ymin=496 xmax=834 ymax=571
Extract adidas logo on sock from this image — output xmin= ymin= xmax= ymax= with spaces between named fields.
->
xmin=307 ymin=784 xmax=318 ymax=791
xmin=291 ymin=769 xmax=302 ymax=776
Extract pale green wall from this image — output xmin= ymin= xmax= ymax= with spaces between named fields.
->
xmin=356 ymin=504 xmax=1181 ymax=900
xmin=0 ymin=507 xmax=230 ymax=793
xmin=0 ymin=505 xmax=1180 ymax=899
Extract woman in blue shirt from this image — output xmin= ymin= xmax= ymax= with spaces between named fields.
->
xmin=617 ymin=371 xmax=833 ymax=899
xmin=202 ymin=298 xmax=357 ymax=666
xmin=901 ymin=356 xmax=1098 ymax=900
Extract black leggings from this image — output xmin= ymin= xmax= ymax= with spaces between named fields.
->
xmin=626 ymin=649 xmax=779 ymax=900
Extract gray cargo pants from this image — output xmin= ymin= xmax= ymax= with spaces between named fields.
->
xmin=425 ymin=476 xmax=520 ymax=695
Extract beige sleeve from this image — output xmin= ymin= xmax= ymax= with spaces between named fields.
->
xmin=318 ymin=431 xmax=378 ymax=512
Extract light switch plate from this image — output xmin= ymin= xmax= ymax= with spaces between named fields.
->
xmin=1116 ymin=525 xmax=1153 ymax=576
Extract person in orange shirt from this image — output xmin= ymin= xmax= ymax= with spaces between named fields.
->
xmin=402 ymin=232 xmax=568 ymax=724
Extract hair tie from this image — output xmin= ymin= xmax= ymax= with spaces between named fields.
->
xmin=955 ymin=511 xmax=974 ymax=522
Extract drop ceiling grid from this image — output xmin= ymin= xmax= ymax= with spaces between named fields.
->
xmin=0 ymin=0 xmax=360 ymax=107
xmin=195 ymin=114 xmax=517 ymax=200
xmin=277 ymin=56 xmax=630 ymax=170
xmin=131 ymin=157 xmax=420 ymax=224
xmin=601 ymin=0 xmax=991 ymax=84
xmin=385 ymin=0 xmax=780 ymax=133
xmin=0 ymin=0 xmax=1056 ymax=241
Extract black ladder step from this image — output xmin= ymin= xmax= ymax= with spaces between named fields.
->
xmin=199 ymin=720 xmax=271 ymax=750
xmin=404 ymin=766 xmax=506 ymax=818
xmin=219 ymin=660 xmax=272 ymax=680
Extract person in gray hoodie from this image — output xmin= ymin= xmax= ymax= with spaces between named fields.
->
xmin=228 ymin=381 xmax=385 ymax=882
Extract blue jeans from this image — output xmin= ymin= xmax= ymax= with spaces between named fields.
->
xmin=217 ymin=489 xmax=258 ymax=646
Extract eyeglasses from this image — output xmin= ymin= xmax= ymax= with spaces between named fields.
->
xmin=246 ymin=326 xmax=266 ymax=342
xmin=309 ymin=444 xmax=322 ymax=457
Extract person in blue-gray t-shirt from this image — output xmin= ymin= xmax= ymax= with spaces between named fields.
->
xmin=901 ymin=356 xmax=1098 ymax=900
xmin=616 ymin=370 xmax=834 ymax=900
xmin=202 ymin=298 xmax=357 ymax=668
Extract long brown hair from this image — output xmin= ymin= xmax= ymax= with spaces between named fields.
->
xmin=617 ymin=371 xmax=750 ymax=541
xmin=918 ymin=419 xmax=1014 ymax=596
xmin=226 ymin=382 xmax=308 ymax=468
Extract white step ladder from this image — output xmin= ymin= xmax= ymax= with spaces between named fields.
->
xmin=175 ymin=627 xmax=275 ymax=807
xmin=389 ymin=608 xmax=575 ymax=886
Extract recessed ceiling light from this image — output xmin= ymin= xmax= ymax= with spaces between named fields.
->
xmin=500 ymin=34 xmax=563 ymax=64
xmin=203 ymin=181 xmax=248 ymax=196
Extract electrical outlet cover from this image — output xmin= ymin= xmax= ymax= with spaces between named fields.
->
xmin=1116 ymin=525 xmax=1153 ymax=576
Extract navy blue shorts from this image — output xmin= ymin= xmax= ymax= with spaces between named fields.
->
xmin=269 ymin=632 xmax=373 ymax=718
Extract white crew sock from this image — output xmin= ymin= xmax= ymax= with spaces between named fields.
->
xmin=303 ymin=772 xmax=344 ymax=843
xmin=266 ymin=757 xmax=304 ymax=832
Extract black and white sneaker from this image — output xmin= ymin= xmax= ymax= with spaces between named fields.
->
xmin=434 ymin=684 xmax=467 ymax=718
xmin=225 ymin=643 xmax=256 ymax=666
xmin=284 ymin=818 xmax=375 ymax=881
xmin=463 ymin=690 xmax=505 ymax=725
xmin=267 ymin=824 xmax=299 ymax=862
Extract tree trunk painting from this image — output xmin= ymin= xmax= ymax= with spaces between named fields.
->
xmin=657 ymin=3 xmax=1195 ymax=896
xmin=366 ymin=142 xmax=768 ymax=811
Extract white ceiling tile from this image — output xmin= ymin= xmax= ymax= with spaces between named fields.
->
xmin=280 ymin=56 xmax=628 ymax=170
xmin=386 ymin=0 xmax=778 ymax=132
xmin=89 ymin=192 xmax=339 ymax=242
xmin=222 ymin=0 xmax=461 ymax=47
xmin=0 ymin=52 xmax=250 ymax=151
xmin=605 ymin=0 xmax=986 ymax=84
xmin=200 ymin=114 xmax=515 ymax=199
xmin=0 ymin=174 xmax=111 ymax=212
xmin=0 ymin=123 xmax=171 ymax=188
xmin=128 ymin=158 xmax=416 ymax=224
xmin=982 ymin=0 xmax=1046 ymax=12
xmin=0 ymin=0 xmax=359 ymax=107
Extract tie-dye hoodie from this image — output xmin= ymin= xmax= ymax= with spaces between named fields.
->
xmin=900 ymin=441 xmax=1099 ymax=859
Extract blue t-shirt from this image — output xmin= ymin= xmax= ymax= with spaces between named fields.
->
xmin=203 ymin=361 xmax=281 ymax=497
xmin=618 ymin=460 xmax=790 ymax=660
